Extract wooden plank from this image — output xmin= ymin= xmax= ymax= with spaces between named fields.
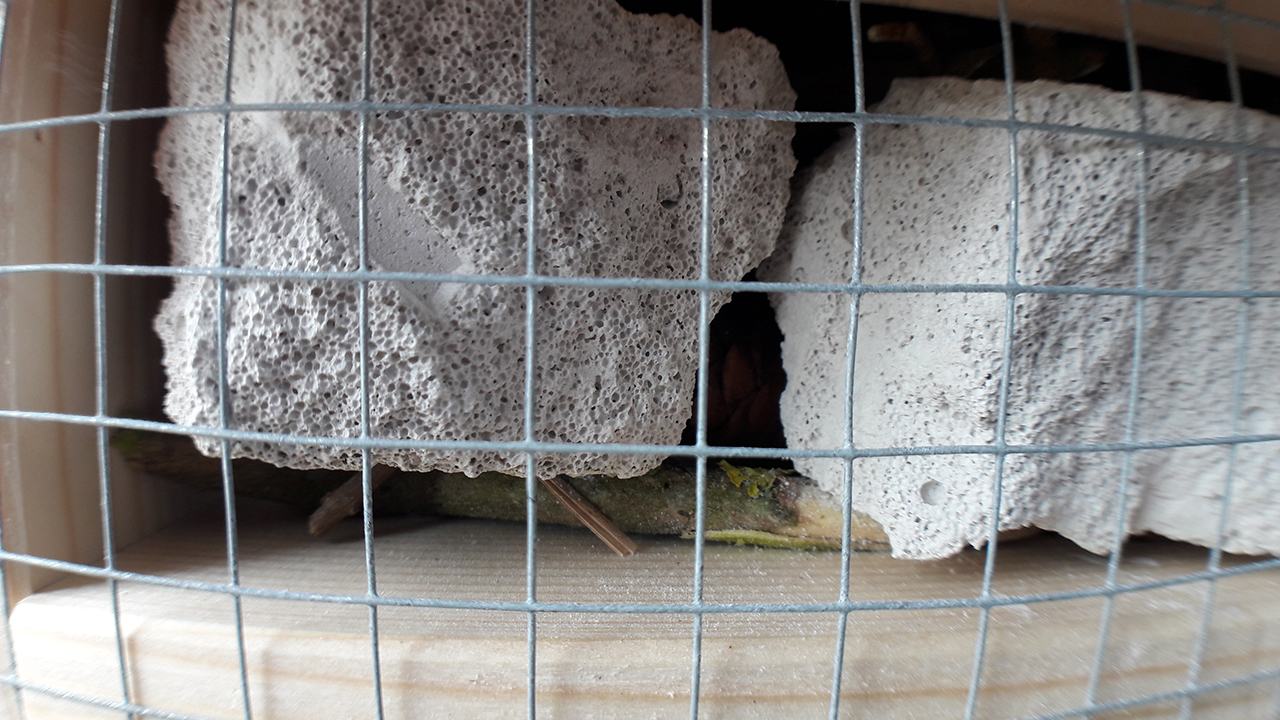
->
xmin=0 ymin=0 xmax=108 ymax=608
xmin=10 ymin=511 xmax=1280 ymax=719
xmin=0 ymin=0 xmax=193 ymax=609
xmin=870 ymin=0 xmax=1280 ymax=77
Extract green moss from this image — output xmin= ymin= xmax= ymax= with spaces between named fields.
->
xmin=112 ymin=426 xmax=848 ymax=545
xmin=718 ymin=460 xmax=778 ymax=498
xmin=696 ymin=529 xmax=840 ymax=551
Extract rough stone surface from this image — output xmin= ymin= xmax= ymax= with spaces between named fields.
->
xmin=761 ymin=78 xmax=1280 ymax=559
xmin=156 ymin=0 xmax=795 ymax=478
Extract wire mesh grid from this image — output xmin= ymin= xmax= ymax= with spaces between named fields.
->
xmin=1 ymin=0 xmax=1279 ymax=718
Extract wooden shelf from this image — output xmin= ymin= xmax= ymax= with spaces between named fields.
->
xmin=10 ymin=510 xmax=1280 ymax=719
xmin=3 ymin=3 xmax=1279 ymax=718
xmin=873 ymin=0 xmax=1280 ymax=78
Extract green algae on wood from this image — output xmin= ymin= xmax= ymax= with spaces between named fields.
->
xmin=698 ymin=530 xmax=843 ymax=551
xmin=111 ymin=428 xmax=890 ymax=550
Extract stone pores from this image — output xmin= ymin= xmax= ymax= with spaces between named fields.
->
xmin=761 ymin=77 xmax=1280 ymax=559
xmin=155 ymin=0 xmax=796 ymax=478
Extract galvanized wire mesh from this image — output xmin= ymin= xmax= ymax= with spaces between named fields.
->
xmin=1 ymin=0 xmax=1279 ymax=718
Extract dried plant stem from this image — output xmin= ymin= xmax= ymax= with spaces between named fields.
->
xmin=308 ymin=465 xmax=398 ymax=537
xmin=540 ymin=476 xmax=639 ymax=556
xmin=111 ymin=427 xmax=890 ymax=550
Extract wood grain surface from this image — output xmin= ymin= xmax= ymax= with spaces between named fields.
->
xmin=10 ymin=509 xmax=1280 ymax=719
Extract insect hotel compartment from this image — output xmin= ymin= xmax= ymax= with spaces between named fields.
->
xmin=2 ymin=0 xmax=1280 ymax=718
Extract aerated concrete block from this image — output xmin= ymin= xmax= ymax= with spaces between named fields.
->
xmin=156 ymin=0 xmax=795 ymax=478
xmin=761 ymin=78 xmax=1280 ymax=558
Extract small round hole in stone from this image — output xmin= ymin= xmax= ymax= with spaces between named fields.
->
xmin=920 ymin=480 xmax=944 ymax=506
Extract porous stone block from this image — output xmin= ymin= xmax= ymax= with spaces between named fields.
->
xmin=761 ymin=77 xmax=1280 ymax=558
xmin=155 ymin=0 xmax=795 ymax=478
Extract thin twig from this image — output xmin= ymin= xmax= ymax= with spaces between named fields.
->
xmin=540 ymin=476 xmax=639 ymax=556
xmin=309 ymin=464 xmax=397 ymax=537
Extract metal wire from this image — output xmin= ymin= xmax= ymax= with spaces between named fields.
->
xmin=827 ymin=1 xmax=868 ymax=716
xmin=210 ymin=1 xmax=254 ymax=717
xmin=91 ymin=1 xmax=134 ymax=717
xmin=11 ymin=262 xmax=1280 ymax=301
xmin=355 ymin=0 xmax=386 ymax=717
xmin=522 ymin=0 xmax=542 ymax=714
xmin=0 ymin=542 xmax=1276 ymax=614
xmin=1083 ymin=1 xmax=1154 ymax=714
xmin=6 ymin=101 xmax=1280 ymax=159
xmin=0 ymin=0 xmax=1277 ymax=718
xmin=686 ymin=0 xmax=714 ymax=715
xmin=961 ymin=2 xmax=1023 ymax=716
xmin=3 ymin=406 xmax=1278 ymax=463
xmin=1179 ymin=6 xmax=1261 ymax=718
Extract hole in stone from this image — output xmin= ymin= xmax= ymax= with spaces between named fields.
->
xmin=920 ymin=480 xmax=944 ymax=505
xmin=681 ymin=271 xmax=787 ymax=454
